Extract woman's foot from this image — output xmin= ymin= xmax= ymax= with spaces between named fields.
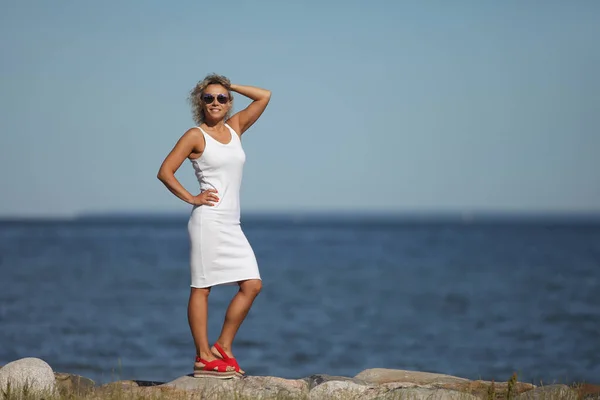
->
xmin=193 ymin=352 xmax=237 ymax=379
xmin=211 ymin=343 xmax=245 ymax=375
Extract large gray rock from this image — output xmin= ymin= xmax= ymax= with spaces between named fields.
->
xmin=355 ymin=368 xmax=471 ymax=385
xmin=354 ymin=369 xmax=537 ymax=398
xmin=304 ymin=374 xmax=369 ymax=390
xmin=0 ymin=358 xmax=55 ymax=395
xmin=308 ymin=380 xmax=382 ymax=400
xmin=163 ymin=375 xmax=308 ymax=399
xmin=515 ymin=384 xmax=578 ymax=400
xmin=376 ymin=388 xmax=480 ymax=399
xmin=235 ymin=376 xmax=309 ymax=399
xmin=162 ymin=375 xmax=236 ymax=397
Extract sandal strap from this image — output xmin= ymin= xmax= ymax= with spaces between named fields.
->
xmin=213 ymin=343 xmax=231 ymax=360
xmin=213 ymin=344 xmax=241 ymax=372
xmin=195 ymin=357 xmax=231 ymax=372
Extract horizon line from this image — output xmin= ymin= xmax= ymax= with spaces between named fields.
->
xmin=2 ymin=209 xmax=600 ymax=223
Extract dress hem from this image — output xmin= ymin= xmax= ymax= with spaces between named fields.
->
xmin=190 ymin=276 xmax=262 ymax=289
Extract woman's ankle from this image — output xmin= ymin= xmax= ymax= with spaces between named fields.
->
xmin=197 ymin=350 xmax=217 ymax=361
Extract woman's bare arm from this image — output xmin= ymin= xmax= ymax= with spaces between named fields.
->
xmin=227 ymin=84 xmax=271 ymax=135
xmin=157 ymin=128 xmax=204 ymax=204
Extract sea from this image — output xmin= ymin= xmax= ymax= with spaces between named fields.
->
xmin=1 ymin=213 xmax=599 ymax=386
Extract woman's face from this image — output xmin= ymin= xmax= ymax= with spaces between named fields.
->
xmin=201 ymin=84 xmax=232 ymax=122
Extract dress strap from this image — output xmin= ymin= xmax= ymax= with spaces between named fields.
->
xmin=224 ymin=123 xmax=241 ymax=138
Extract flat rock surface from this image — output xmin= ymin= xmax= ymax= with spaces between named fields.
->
xmin=437 ymin=378 xmax=535 ymax=397
xmin=355 ymin=368 xmax=472 ymax=385
xmin=354 ymin=368 xmax=537 ymax=399
xmin=303 ymin=373 xmax=369 ymax=390
xmin=308 ymin=380 xmax=381 ymax=400
xmin=378 ymin=388 xmax=480 ymax=400
xmin=163 ymin=375 xmax=309 ymax=399
xmin=308 ymin=381 xmax=482 ymax=400
xmin=163 ymin=375 xmax=237 ymax=391
xmin=235 ymin=376 xmax=309 ymax=398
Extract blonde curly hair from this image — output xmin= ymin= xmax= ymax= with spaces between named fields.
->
xmin=189 ymin=74 xmax=234 ymax=125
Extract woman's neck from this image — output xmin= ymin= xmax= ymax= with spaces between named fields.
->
xmin=202 ymin=119 xmax=226 ymax=129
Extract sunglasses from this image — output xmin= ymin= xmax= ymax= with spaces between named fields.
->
xmin=202 ymin=93 xmax=229 ymax=104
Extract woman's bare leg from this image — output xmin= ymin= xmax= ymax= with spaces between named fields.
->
xmin=212 ymin=279 xmax=262 ymax=359
xmin=188 ymin=286 xmax=234 ymax=369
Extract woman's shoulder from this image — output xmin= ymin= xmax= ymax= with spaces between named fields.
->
xmin=186 ymin=125 xmax=202 ymax=133
xmin=180 ymin=126 xmax=206 ymax=148
xmin=180 ymin=127 xmax=206 ymax=155
xmin=183 ymin=126 xmax=205 ymax=138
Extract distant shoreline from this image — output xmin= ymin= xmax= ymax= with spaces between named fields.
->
xmin=2 ymin=210 xmax=600 ymax=224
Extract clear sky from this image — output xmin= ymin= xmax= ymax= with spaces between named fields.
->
xmin=1 ymin=1 xmax=599 ymax=217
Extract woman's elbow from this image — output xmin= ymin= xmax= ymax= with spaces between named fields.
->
xmin=157 ymin=168 xmax=171 ymax=182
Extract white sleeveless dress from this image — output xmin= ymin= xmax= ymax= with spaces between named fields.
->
xmin=187 ymin=124 xmax=261 ymax=288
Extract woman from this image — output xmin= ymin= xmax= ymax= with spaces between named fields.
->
xmin=157 ymin=74 xmax=271 ymax=378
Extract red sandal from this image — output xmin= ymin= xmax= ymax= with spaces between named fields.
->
xmin=193 ymin=355 xmax=237 ymax=379
xmin=212 ymin=343 xmax=245 ymax=375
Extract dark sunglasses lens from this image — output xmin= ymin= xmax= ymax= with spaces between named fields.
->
xmin=217 ymin=94 xmax=228 ymax=104
xmin=202 ymin=94 xmax=215 ymax=103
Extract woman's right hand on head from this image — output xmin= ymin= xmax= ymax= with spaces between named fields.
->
xmin=191 ymin=189 xmax=219 ymax=206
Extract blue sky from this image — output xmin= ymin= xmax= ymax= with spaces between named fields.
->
xmin=1 ymin=1 xmax=598 ymax=217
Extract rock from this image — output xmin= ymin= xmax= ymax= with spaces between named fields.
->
xmin=235 ymin=376 xmax=309 ymax=399
xmin=304 ymin=373 xmax=369 ymax=390
xmin=133 ymin=379 xmax=165 ymax=386
xmin=354 ymin=369 xmax=537 ymax=399
xmin=96 ymin=380 xmax=191 ymax=399
xmin=134 ymin=385 xmax=196 ymax=399
xmin=163 ymin=375 xmax=309 ymax=399
xmin=162 ymin=374 xmax=237 ymax=394
xmin=355 ymin=368 xmax=472 ymax=386
xmin=95 ymin=379 xmax=142 ymax=398
xmin=515 ymin=384 xmax=578 ymax=400
xmin=0 ymin=357 xmax=56 ymax=396
xmin=99 ymin=379 xmax=140 ymax=389
xmin=54 ymin=372 xmax=95 ymax=396
xmin=437 ymin=379 xmax=535 ymax=398
xmin=308 ymin=380 xmax=382 ymax=400
xmin=573 ymin=383 xmax=600 ymax=400
xmin=376 ymin=387 xmax=480 ymax=400
xmin=380 ymin=381 xmax=423 ymax=390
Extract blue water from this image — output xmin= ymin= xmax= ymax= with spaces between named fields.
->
xmin=1 ymin=214 xmax=599 ymax=385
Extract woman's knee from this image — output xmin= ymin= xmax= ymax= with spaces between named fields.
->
xmin=190 ymin=287 xmax=211 ymax=298
xmin=240 ymin=279 xmax=262 ymax=296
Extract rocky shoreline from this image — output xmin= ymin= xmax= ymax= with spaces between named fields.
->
xmin=1 ymin=358 xmax=598 ymax=399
